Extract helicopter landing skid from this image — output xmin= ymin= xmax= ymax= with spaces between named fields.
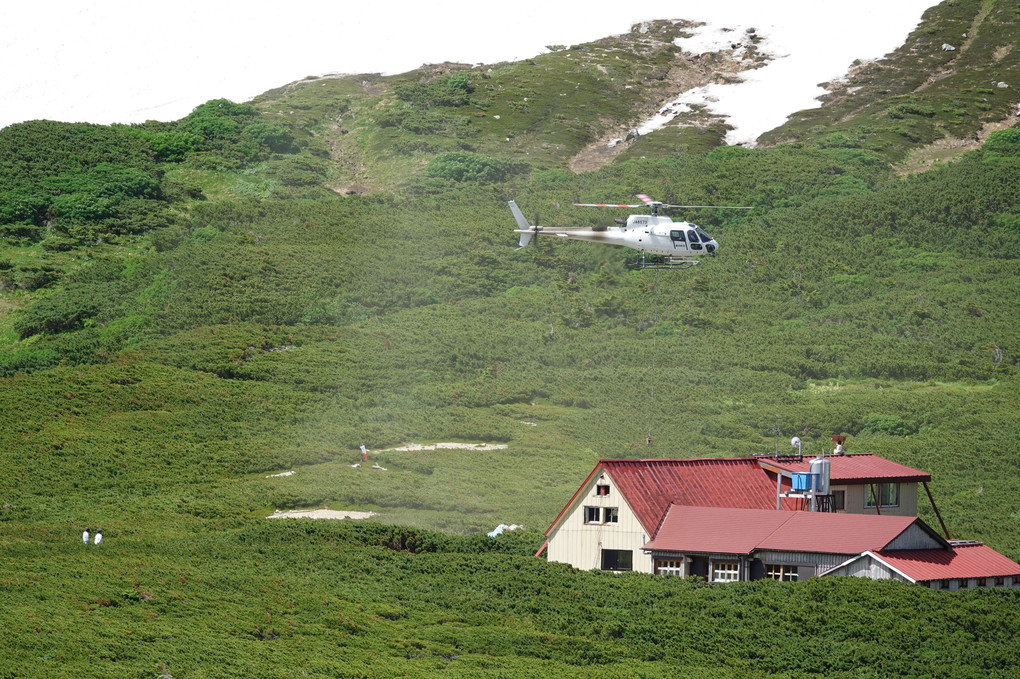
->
xmin=628 ymin=254 xmax=700 ymax=270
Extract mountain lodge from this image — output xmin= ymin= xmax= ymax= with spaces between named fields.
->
xmin=539 ymin=451 xmax=1020 ymax=590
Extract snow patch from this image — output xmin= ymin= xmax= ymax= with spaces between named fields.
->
xmin=268 ymin=509 xmax=377 ymax=520
xmin=677 ymin=24 xmax=759 ymax=58
xmin=487 ymin=523 xmax=524 ymax=537
xmin=382 ymin=442 xmax=508 ymax=452
xmin=635 ymin=3 xmax=935 ymax=146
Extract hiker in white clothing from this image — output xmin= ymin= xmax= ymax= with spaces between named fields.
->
xmin=94 ymin=529 xmax=103 ymax=545
xmin=82 ymin=527 xmax=90 ymax=545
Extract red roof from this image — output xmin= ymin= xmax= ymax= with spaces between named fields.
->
xmin=643 ymin=505 xmax=791 ymax=554
xmin=643 ymin=505 xmax=922 ymax=555
xmin=758 ymin=454 xmax=930 ymax=484
xmin=759 ymin=512 xmax=922 ymax=553
xmin=874 ymin=543 xmax=1020 ymax=582
xmin=598 ymin=458 xmax=800 ymax=532
xmin=544 ymin=454 xmax=932 ymax=537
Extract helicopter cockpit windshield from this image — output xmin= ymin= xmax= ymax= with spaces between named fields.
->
xmin=688 ymin=226 xmax=716 ymax=254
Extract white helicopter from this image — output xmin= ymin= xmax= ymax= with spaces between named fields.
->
xmin=510 ymin=194 xmax=750 ymax=269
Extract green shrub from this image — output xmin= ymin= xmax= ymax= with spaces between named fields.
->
xmin=860 ymin=413 xmax=917 ymax=437
xmin=395 ymin=74 xmax=474 ymax=109
xmin=983 ymin=128 xmax=1020 ymax=156
xmin=424 ymin=151 xmax=508 ymax=183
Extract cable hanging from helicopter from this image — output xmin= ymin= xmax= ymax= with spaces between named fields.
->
xmin=509 ymin=194 xmax=751 ymax=270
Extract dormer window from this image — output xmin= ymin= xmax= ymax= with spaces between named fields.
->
xmin=596 ymin=484 xmax=610 ymax=496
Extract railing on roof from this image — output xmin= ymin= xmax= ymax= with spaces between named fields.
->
xmin=754 ymin=453 xmax=803 ymax=462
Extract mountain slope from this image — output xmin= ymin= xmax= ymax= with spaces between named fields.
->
xmin=0 ymin=4 xmax=1019 ymax=676
xmin=759 ymin=0 xmax=1019 ymax=165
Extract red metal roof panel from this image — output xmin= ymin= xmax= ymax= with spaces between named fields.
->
xmin=876 ymin=543 xmax=1020 ymax=582
xmin=600 ymin=458 xmax=799 ymax=532
xmin=644 ymin=505 xmax=921 ymax=555
xmin=759 ymin=512 xmax=918 ymax=554
xmin=643 ymin=505 xmax=792 ymax=553
xmin=759 ymin=454 xmax=930 ymax=483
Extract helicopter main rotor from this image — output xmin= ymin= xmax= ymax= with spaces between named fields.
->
xmin=574 ymin=193 xmax=752 ymax=217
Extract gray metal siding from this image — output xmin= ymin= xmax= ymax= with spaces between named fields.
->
xmin=757 ymin=550 xmax=852 ymax=576
xmin=822 ymin=554 xmax=909 ymax=582
xmin=885 ymin=523 xmax=942 ymax=551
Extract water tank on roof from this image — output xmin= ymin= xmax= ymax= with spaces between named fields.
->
xmin=791 ymin=472 xmax=814 ymax=491
xmin=810 ymin=457 xmax=830 ymax=495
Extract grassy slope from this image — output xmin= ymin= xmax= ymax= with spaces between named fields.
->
xmin=1 ymin=3 xmax=1020 ymax=676
xmin=247 ymin=20 xmax=762 ymax=189
xmin=4 ymin=522 xmax=1019 ymax=678
xmin=4 ymin=150 xmax=1017 ymax=543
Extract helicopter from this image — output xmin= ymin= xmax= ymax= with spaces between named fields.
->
xmin=510 ymin=194 xmax=750 ymax=269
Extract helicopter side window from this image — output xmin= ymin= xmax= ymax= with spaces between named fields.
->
xmin=687 ymin=229 xmax=703 ymax=250
xmin=670 ymin=230 xmax=686 ymax=242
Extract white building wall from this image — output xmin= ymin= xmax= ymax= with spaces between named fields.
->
xmin=546 ymin=471 xmax=652 ymax=573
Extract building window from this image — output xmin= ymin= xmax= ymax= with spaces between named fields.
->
xmin=584 ymin=506 xmax=619 ymax=524
xmin=601 ymin=549 xmax=633 ymax=571
xmin=977 ymin=578 xmax=987 ymax=588
xmin=596 ymin=484 xmax=610 ymax=496
xmin=655 ymin=559 xmax=684 ymax=576
xmin=865 ymin=483 xmax=900 ymax=508
xmin=712 ymin=561 xmax=739 ymax=583
xmin=995 ymin=577 xmax=1005 ymax=586
xmin=765 ymin=564 xmax=799 ymax=581
xmin=832 ymin=490 xmax=845 ymax=511
xmin=939 ymin=580 xmax=950 ymax=590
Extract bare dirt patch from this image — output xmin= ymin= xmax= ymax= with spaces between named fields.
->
xmin=895 ymin=116 xmax=1018 ymax=175
xmin=325 ymin=123 xmax=373 ymax=195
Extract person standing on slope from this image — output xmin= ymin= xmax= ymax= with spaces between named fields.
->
xmin=82 ymin=527 xmax=91 ymax=545
xmin=94 ymin=529 xmax=103 ymax=546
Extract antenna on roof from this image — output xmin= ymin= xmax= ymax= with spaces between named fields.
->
xmin=774 ymin=416 xmax=780 ymax=457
